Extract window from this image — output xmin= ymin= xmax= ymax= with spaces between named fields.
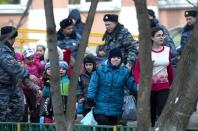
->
xmin=158 ymin=0 xmax=197 ymax=9
xmin=0 ymin=0 xmax=20 ymax=4
xmin=69 ymin=0 xmax=121 ymax=12
xmin=0 ymin=0 xmax=28 ymax=14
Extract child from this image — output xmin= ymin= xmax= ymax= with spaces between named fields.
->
xmin=40 ymin=62 xmax=53 ymax=123
xmin=87 ymin=48 xmax=136 ymax=125
xmin=96 ymin=45 xmax=106 ymax=65
xmin=22 ymin=47 xmax=44 ymax=122
xmin=40 ymin=60 xmax=69 ymax=123
xmin=76 ymin=54 xmax=96 ymax=116
xmin=36 ymin=40 xmax=47 ymax=64
xmin=59 ymin=60 xmax=70 ymax=113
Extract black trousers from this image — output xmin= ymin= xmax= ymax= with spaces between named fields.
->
xmin=94 ymin=114 xmax=118 ymax=125
xmin=151 ymin=89 xmax=169 ymax=127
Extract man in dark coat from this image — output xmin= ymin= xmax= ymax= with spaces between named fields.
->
xmin=179 ymin=10 xmax=197 ymax=55
xmin=0 ymin=26 xmax=41 ymax=122
xmin=102 ymin=14 xmax=138 ymax=71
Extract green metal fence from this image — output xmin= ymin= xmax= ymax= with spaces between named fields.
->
xmin=0 ymin=122 xmax=197 ymax=131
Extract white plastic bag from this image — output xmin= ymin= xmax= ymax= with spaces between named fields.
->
xmin=122 ymin=95 xmax=137 ymax=121
xmin=80 ymin=108 xmax=98 ymax=125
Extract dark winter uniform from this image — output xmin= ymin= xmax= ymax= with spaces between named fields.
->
xmin=57 ymin=18 xmax=81 ymax=58
xmin=0 ymin=26 xmax=39 ymax=122
xmin=0 ymin=41 xmax=29 ymax=122
xmin=102 ymin=15 xmax=137 ymax=66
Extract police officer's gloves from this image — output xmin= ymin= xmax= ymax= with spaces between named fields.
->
xmin=23 ymin=78 xmax=42 ymax=96
xmin=86 ymin=98 xmax=96 ymax=108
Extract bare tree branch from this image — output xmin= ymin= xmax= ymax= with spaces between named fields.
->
xmin=0 ymin=0 xmax=32 ymax=43
xmin=185 ymin=0 xmax=197 ymax=7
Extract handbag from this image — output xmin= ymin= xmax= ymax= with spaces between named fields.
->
xmin=80 ymin=108 xmax=98 ymax=125
xmin=122 ymin=95 xmax=137 ymax=121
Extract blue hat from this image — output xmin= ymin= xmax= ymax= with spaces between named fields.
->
xmin=45 ymin=61 xmax=68 ymax=70
xmin=59 ymin=60 xmax=68 ymax=70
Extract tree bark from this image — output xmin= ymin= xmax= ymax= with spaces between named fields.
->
xmin=156 ymin=7 xmax=198 ymax=131
xmin=65 ymin=1 xmax=99 ymax=131
xmin=133 ymin=0 xmax=153 ymax=131
xmin=44 ymin=0 xmax=67 ymax=131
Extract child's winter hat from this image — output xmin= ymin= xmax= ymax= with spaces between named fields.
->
xmin=59 ymin=60 xmax=68 ymax=70
xmin=83 ymin=54 xmax=96 ymax=71
xmin=45 ymin=61 xmax=68 ymax=70
xmin=108 ymin=48 xmax=122 ymax=61
xmin=23 ymin=47 xmax=34 ymax=58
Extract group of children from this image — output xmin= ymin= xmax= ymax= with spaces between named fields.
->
xmin=15 ymin=41 xmax=107 ymax=123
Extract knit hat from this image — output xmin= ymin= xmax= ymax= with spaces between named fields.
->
xmin=45 ymin=61 xmax=68 ymax=70
xmin=23 ymin=47 xmax=34 ymax=58
xmin=147 ymin=9 xmax=156 ymax=18
xmin=60 ymin=18 xmax=73 ymax=29
xmin=185 ymin=10 xmax=197 ymax=17
xmin=59 ymin=60 xmax=68 ymax=70
xmin=0 ymin=26 xmax=18 ymax=39
xmin=108 ymin=48 xmax=122 ymax=61
xmin=103 ymin=14 xmax=118 ymax=23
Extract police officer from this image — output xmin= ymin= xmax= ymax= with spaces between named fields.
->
xmin=179 ymin=10 xmax=197 ymax=55
xmin=102 ymin=14 xmax=138 ymax=71
xmin=0 ymin=26 xmax=41 ymax=122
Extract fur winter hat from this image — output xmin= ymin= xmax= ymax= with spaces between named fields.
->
xmin=103 ymin=14 xmax=118 ymax=23
xmin=185 ymin=10 xmax=197 ymax=17
xmin=0 ymin=26 xmax=18 ymax=39
xmin=60 ymin=18 xmax=73 ymax=29
xmin=147 ymin=9 xmax=156 ymax=18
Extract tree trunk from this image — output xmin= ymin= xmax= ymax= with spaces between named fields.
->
xmin=156 ymin=7 xmax=198 ymax=131
xmin=65 ymin=1 xmax=99 ymax=131
xmin=133 ymin=0 xmax=153 ymax=131
xmin=44 ymin=1 xmax=67 ymax=131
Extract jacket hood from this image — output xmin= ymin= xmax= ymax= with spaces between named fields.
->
xmin=68 ymin=9 xmax=81 ymax=22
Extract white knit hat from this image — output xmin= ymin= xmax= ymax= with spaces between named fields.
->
xmin=23 ymin=47 xmax=35 ymax=58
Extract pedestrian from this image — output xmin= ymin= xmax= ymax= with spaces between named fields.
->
xmin=134 ymin=27 xmax=174 ymax=127
xmin=57 ymin=18 xmax=81 ymax=59
xmin=76 ymin=54 xmax=96 ymax=116
xmin=147 ymin=9 xmax=177 ymax=70
xmin=21 ymin=47 xmax=44 ymax=122
xmin=178 ymin=10 xmax=197 ymax=55
xmin=36 ymin=40 xmax=47 ymax=64
xmin=96 ymin=45 xmax=106 ymax=65
xmin=102 ymin=14 xmax=138 ymax=72
xmin=0 ymin=26 xmax=41 ymax=122
xmin=68 ymin=9 xmax=85 ymax=35
xmin=87 ymin=48 xmax=136 ymax=125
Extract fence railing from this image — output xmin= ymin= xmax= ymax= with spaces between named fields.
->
xmin=15 ymin=28 xmax=139 ymax=52
xmin=0 ymin=122 xmax=197 ymax=131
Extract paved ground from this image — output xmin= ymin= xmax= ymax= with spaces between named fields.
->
xmin=76 ymin=104 xmax=198 ymax=129
xmin=127 ymin=104 xmax=198 ymax=129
